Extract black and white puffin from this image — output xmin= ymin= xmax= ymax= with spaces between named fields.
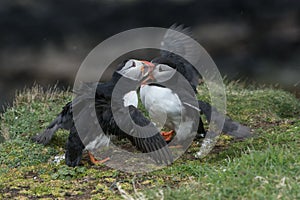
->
xmin=140 ymin=61 xmax=202 ymax=146
xmin=139 ymin=25 xmax=252 ymax=143
xmin=140 ymin=61 xmax=252 ymax=143
xmin=32 ymin=59 xmax=173 ymax=167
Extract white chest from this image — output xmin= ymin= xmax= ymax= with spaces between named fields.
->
xmin=140 ymin=85 xmax=183 ymax=129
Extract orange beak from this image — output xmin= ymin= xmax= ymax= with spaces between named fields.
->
xmin=141 ymin=60 xmax=155 ymax=76
xmin=140 ymin=60 xmax=155 ymax=85
xmin=141 ymin=60 xmax=155 ymax=75
xmin=141 ymin=60 xmax=155 ymax=67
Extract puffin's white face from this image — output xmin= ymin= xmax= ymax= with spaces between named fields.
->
xmin=152 ymin=64 xmax=177 ymax=83
xmin=117 ymin=59 xmax=154 ymax=81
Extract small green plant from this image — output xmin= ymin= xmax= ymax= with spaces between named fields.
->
xmin=51 ymin=166 xmax=88 ymax=180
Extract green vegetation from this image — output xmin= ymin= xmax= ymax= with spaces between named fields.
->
xmin=0 ymin=83 xmax=299 ymax=199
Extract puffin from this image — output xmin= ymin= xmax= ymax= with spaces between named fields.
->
xmin=140 ymin=61 xmax=201 ymax=146
xmin=32 ymin=59 xmax=173 ymax=167
xmin=139 ymin=25 xmax=252 ymax=142
xmin=140 ymin=61 xmax=252 ymax=143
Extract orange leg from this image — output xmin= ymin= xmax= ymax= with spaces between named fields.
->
xmin=88 ymin=151 xmax=110 ymax=165
xmin=161 ymin=130 xmax=175 ymax=141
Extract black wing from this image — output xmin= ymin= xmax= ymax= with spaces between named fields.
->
xmin=93 ymin=79 xmax=174 ymax=165
xmin=114 ymin=106 xmax=173 ymax=164
xmin=198 ymin=100 xmax=253 ymax=139
xmin=126 ymin=105 xmax=173 ymax=164
xmin=157 ymin=24 xmax=200 ymax=92
xmin=31 ymin=102 xmax=73 ymax=145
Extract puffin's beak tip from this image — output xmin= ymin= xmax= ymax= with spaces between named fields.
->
xmin=140 ymin=60 xmax=155 ymax=76
xmin=139 ymin=60 xmax=156 ymax=85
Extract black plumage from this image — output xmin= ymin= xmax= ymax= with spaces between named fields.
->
xmin=142 ymin=25 xmax=252 ymax=140
xmin=32 ymin=60 xmax=173 ymax=167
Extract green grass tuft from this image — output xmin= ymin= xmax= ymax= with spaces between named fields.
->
xmin=0 ymin=83 xmax=299 ymax=199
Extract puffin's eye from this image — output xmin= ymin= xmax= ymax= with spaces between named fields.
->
xmin=158 ymin=64 xmax=170 ymax=72
xmin=159 ymin=66 xmax=164 ymax=72
xmin=124 ymin=60 xmax=136 ymax=69
xmin=131 ymin=61 xmax=136 ymax=67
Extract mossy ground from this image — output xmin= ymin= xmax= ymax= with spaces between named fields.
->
xmin=0 ymin=83 xmax=299 ymax=199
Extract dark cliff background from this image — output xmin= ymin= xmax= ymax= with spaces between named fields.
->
xmin=1 ymin=0 xmax=299 ymax=112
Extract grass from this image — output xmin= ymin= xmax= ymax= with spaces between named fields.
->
xmin=0 ymin=82 xmax=300 ymax=199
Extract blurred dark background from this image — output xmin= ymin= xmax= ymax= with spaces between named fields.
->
xmin=1 ymin=0 xmax=300 ymax=112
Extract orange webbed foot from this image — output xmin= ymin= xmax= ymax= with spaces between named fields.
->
xmin=161 ymin=130 xmax=175 ymax=142
xmin=88 ymin=151 xmax=110 ymax=165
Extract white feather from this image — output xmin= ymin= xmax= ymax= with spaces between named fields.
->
xmin=140 ymin=84 xmax=183 ymax=131
xmin=123 ymin=90 xmax=138 ymax=107
xmin=85 ymin=134 xmax=111 ymax=151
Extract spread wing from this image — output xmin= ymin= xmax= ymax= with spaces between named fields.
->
xmin=158 ymin=24 xmax=200 ymax=92
xmin=112 ymin=104 xmax=174 ymax=165
xmin=76 ymin=81 xmax=174 ymax=165
xmin=198 ymin=100 xmax=253 ymax=139
xmin=161 ymin=24 xmax=196 ymax=60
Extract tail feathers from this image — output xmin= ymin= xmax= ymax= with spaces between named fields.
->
xmin=198 ymin=100 xmax=252 ymax=139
